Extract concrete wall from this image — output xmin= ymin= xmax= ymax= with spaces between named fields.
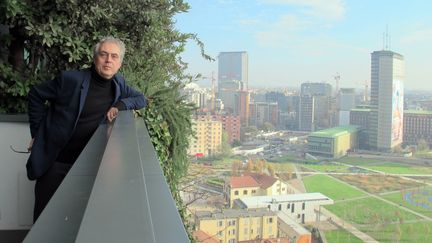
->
xmin=0 ymin=119 xmax=34 ymax=230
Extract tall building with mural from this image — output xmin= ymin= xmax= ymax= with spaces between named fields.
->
xmin=369 ymin=50 xmax=405 ymax=151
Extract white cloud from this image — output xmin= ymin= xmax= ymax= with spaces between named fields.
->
xmin=401 ymin=29 xmax=432 ymax=44
xmin=254 ymin=14 xmax=309 ymax=46
xmin=260 ymin=0 xmax=346 ymax=20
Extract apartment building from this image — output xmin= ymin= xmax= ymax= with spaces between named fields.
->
xmin=195 ymin=209 xmax=277 ymax=243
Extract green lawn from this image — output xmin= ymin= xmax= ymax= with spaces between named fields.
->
xmin=361 ymin=221 xmax=432 ymax=243
xmin=325 ymin=229 xmax=363 ymax=243
xmin=337 ymin=156 xmax=432 ymax=174
xmin=381 ymin=189 xmax=432 ymax=218
xmin=367 ymin=165 xmax=432 ymax=174
xmin=303 ymin=174 xmax=365 ymax=200
xmin=337 ymin=156 xmax=388 ymax=165
xmin=325 ymin=197 xmax=420 ymax=225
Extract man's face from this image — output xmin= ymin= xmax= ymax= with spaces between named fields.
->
xmin=94 ymin=42 xmax=122 ymax=79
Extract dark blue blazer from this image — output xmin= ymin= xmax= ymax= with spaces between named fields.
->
xmin=27 ymin=69 xmax=146 ymax=180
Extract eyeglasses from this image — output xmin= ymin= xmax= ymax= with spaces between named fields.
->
xmin=98 ymin=51 xmax=120 ymax=61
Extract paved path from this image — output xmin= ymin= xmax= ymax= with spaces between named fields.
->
xmin=319 ymin=207 xmax=379 ymax=243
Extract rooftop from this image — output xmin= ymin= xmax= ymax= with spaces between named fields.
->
xmin=351 ymin=108 xmax=371 ymax=112
xmin=247 ymin=172 xmax=277 ymax=189
xmin=237 ymin=192 xmax=334 ymax=208
xmin=196 ymin=209 xmax=276 ymax=220
xmin=309 ymin=125 xmax=358 ymax=138
xmin=404 ymin=110 xmax=432 ymax=115
xmin=230 ymin=176 xmax=260 ymax=188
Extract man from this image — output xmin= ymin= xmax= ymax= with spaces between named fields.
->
xmin=27 ymin=37 xmax=146 ymax=221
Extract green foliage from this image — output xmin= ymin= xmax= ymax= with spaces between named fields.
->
xmin=220 ymin=131 xmax=232 ymax=157
xmin=1 ymin=0 xmax=210 ymax=239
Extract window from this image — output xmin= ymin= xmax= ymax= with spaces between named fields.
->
xmin=234 ymin=190 xmax=239 ymax=195
xmin=268 ymin=217 xmax=273 ymax=223
xmin=218 ymin=231 xmax=223 ymax=237
xmin=218 ymin=220 xmax=223 ymax=227
xmin=278 ymin=204 xmax=282 ymax=211
xmin=243 ymin=190 xmax=248 ymax=195
xmin=302 ymin=202 xmax=306 ymax=210
xmin=252 ymin=189 xmax=256 ymax=194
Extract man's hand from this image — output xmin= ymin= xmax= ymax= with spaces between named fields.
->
xmin=28 ymin=138 xmax=35 ymax=152
xmin=106 ymin=107 xmax=119 ymax=122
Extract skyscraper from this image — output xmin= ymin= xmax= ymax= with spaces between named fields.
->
xmin=217 ymin=52 xmax=249 ymax=121
xmin=369 ymin=50 xmax=405 ymax=151
xmin=218 ymin=52 xmax=248 ymax=92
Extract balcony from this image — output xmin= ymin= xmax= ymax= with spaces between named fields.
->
xmin=0 ymin=111 xmax=189 ymax=243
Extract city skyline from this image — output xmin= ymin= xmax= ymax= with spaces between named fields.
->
xmin=175 ymin=0 xmax=432 ymax=91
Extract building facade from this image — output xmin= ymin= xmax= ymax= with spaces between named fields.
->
xmin=188 ymin=116 xmax=222 ymax=157
xmin=338 ymin=88 xmax=356 ymax=125
xmin=224 ymin=173 xmax=293 ymax=207
xmin=195 ymin=209 xmax=277 ymax=243
xmin=249 ymin=102 xmax=279 ymax=128
xmin=307 ymin=126 xmax=358 ymax=158
xmin=369 ymin=50 xmax=405 ymax=151
xmin=298 ymin=83 xmax=332 ymax=131
xmin=218 ymin=52 xmax=248 ymax=92
xmin=350 ymin=108 xmax=371 ymax=149
xmin=403 ymin=110 xmax=432 ymax=147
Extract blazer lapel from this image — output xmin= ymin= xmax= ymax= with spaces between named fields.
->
xmin=112 ymin=76 xmax=121 ymax=106
xmin=74 ymin=71 xmax=91 ymax=128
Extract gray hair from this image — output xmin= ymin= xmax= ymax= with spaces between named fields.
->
xmin=93 ymin=37 xmax=126 ymax=61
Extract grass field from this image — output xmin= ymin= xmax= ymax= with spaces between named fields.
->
xmin=325 ymin=197 xmax=420 ymax=225
xmin=333 ymin=175 xmax=425 ymax=194
xmin=337 ymin=156 xmax=432 ymax=174
xmin=381 ymin=188 xmax=432 ymax=218
xmin=366 ymin=165 xmax=432 ymax=174
xmin=361 ymin=221 xmax=432 ymax=243
xmin=303 ymin=174 xmax=365 ymax=200
xmin=337 ymin=156 xmax=389 ymax=165
xmin=324 ymin=229 xmax=363 ymax=243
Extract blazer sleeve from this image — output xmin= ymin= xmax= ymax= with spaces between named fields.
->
xmin=28 ymin=76 xmax=62 ymax=138
xmin=117 ymin=82 xmax=147 ymax=110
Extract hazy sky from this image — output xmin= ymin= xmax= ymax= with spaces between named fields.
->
xmin=175 ymin=0 xmax=432 ymax=91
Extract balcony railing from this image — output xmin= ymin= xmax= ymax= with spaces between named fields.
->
xmin=1 ymin=111 xmax=189 ymax=243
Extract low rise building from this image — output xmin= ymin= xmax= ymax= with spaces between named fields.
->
xmin=234 ymin=193 xmax=333 ymax=224
xmin=195 ymin=209 xmax=277 ymax=243
xmin=307 ymin=125 xmax=358 ymax=158
xmin=224 ymin=173 xmax=294 ymax=207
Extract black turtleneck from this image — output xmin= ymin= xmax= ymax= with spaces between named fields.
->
xmin=56 ymin=67 xmax=115 ymax=164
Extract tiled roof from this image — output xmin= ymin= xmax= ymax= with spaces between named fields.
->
xmin=247 ymin=172 xmax=277 ymax=189
xmin=239 ymin=238 xmax=290 ymax=243
xmin=193 ymin=230 xmax=219 ymax=243
xmin=230 ymin=175 xmax=260 ymax=188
